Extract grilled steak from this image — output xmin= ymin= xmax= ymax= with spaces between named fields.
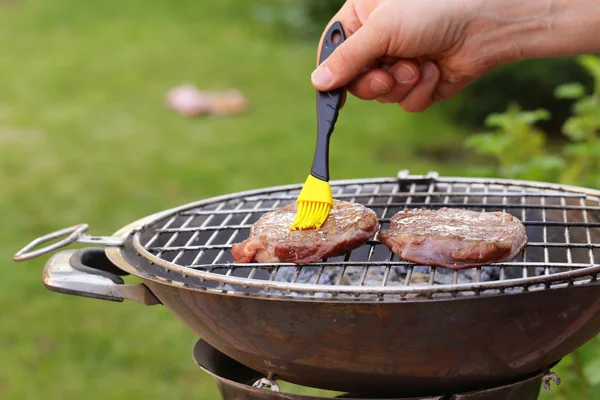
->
xmin=231 ymin=200 xmax=379 ymax=264
xmin=378 ymin=208 xmax=527 ymax=269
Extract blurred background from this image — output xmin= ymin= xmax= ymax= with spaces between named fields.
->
xmin=1 ymin=0 xmax=599 ymax=398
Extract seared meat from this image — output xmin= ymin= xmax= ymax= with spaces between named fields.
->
xmin=378 ymin=208 xmax=527 ymax=269
xmin=231 ymin=200 xmax=379 ymax=264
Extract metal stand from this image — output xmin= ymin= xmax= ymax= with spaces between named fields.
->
xmin=192 ymin=339 xmax=561 ymax=400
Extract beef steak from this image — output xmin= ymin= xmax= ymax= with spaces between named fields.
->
xmin=378 ymin=208 xmax=527 ymax=269
xmin=231 ymin=200 xmax=379 ymax=264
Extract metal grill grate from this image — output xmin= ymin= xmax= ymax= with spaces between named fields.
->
xmin=130 ymin=173 xmax=600 ymax=299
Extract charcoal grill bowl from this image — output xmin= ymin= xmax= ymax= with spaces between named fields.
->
xmin=15 ymin=173 xmax=600 ymax=396
xmin=141 ymin=275 xmax=599 ymax=396
xmin=38 ymin=236 xmax=600 ymax=396
xmin=192 ymin=338 xmax=548 ymax=400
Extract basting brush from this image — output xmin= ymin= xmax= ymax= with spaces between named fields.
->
xmin=290 ymin=21 xmax=346 ymax=230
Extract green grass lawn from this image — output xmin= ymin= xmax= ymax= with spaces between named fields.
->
xmin=0 ymin=1 xmax=597 ymax=399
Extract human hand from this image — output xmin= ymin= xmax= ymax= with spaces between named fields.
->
xmin=313 ymin=0 xmax=600 ymax=113
xmin=312 ymin=0 xmax=488 ymax=112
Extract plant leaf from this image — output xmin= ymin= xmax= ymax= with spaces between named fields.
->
xmin=583 ymin=358 xmax=600 ymax=386
xmin=579 ymin=55 xmax=600 ymax=82
xmin=516 ymin=109 xmax=551 ymax=125
xmin=555 ymin=83 xmax=586 ymax=99
xmin=464 ymin=133 xmax=505 ymax=156
xmin=563 ymin=117 xmax=593 ymax=141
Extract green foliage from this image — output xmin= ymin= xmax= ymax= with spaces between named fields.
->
xmin=555 ymin=55 xmax=600 ymax=188
xmin=465 ymin=105 xmax=564 ymax=182
xmin=446 ymin=57 xmax=594 ymax=132
xmin=467 ymin=55 xmax=600 ymax=399
xmin=252 ymin=0 xmax=344 ymax=40
xmin=540 ymin=337 xmax=600 ymax=400
xmin=467 ymin=55 xmax=600 ymax=189
xmin=555 ymin=82 xmax=586 ymax=100
xmin=584 ymin=357 xmax=600 ymax=386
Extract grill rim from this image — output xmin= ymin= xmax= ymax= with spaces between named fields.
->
xmin=100 ymin=172 xmax=600 ymax=300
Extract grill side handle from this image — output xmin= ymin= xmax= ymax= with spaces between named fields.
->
xmin=42 ymin=248 xmax=161 ymax=306
xmin=13 ymin=224 xmax=125 ymax=262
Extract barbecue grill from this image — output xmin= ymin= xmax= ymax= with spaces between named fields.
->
xmin=13 ymin=170 xmax=600 ymax=399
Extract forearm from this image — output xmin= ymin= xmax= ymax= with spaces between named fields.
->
xmin=469 ymin=0 xmax=600 ymax=68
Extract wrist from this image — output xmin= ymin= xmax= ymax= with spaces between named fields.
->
xmin=467 ymin=0 xmax=600 ymax=70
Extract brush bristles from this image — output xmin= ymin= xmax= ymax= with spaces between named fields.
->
xmin=289 ymin=201 xmax=332 ymax=230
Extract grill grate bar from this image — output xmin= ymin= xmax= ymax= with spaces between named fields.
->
xmin=361 ymin=184 xmax=380 ymax=287
xmin=406 ymin=183 xmax=417 ymax=208
xmin=313 ymin=266 xmax=325 ymax=286
xmin=562 ymin=197 xmax=573 ymax=269
xmin=189 ymin=201 xmax=240 ymax=266
xmin=581 ymin=197 xmax=596 ymax=265
xmin=541 ymin=196 xmax=550 ymax=277
xmin=336 ymin=185 xmax=362 ymax=285
xmin=520 ymin=189 xmax=528 ymax=277
xmin=428 ymin=267 xmax=436 ymax=286
xmin=265 ymin=267 xmax=279 ymax=291
xmin=482 ymin=183 xmax=489 ymax=211
xmin=443 ymin=183 xmax=452 ymax=205
xmin=176 ymin=203 xmax=600 ymax=217
xmin=153 ymin=220 xmax=600 ymax=233
xmin=522 ymin=199 xmax=529 ymax=281
xmin=359 ymin=174 xmax=379 ymax=284
xmin=214 ymin=199 xmax=269 ymax=265
xmin=480 ymin=185 xmax=489 ymax=285
xmin=130 ymin=174 xmax=600 ymax=299
xmin=463 ymin=182 xmax=472 ymax=209
xmin=171 ymin=203 xmax=228 ymax=264
xmin=155 ymin=214 xmax=195 ymax=259
xmin=425 ymin=180 xmax=435 ymax=205
xmin=246 ymin=268 xmax=258 ymax=282
xmin=382 ymin=265 xmax=393 ymax=287
xmin=148 ymin=241 xmax=600 ymax=253
xmin=403 ymin=266 xmax=412 ymax=286
xmin=374 ymin=182 xmax=400 ymax=288
xmin=176 ymin=191 xmax=588 ymax=206
xmin=290 ymin=268 xmax=301 ymax=284
xmin=336 ymin=250 xmax=354 ymax=286
xmin=144 ymin=215 xmax=179 ymax=248
xmin=190 ymin=261 xmax=594 ymax=269
xmin=358 ymin=267 xmax=369 ymax=287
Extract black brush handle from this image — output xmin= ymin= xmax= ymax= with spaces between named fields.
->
xmin=310 ymin=21 xmax=346 ymax=181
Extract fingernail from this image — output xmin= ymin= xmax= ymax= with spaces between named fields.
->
xmin=423 ymin=62 xmax=436 ymax=80
xmin=369 ymin=77 xmax=390 ymax=93
xmin=395 ymin=64 xmax=416 ymax=83
xmin=311 ymin=65 xmax=333 ymax=87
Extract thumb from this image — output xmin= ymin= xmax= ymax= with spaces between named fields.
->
xmin=311 ymin=24 xmax=387 ymax=91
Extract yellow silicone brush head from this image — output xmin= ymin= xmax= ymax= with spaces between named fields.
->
xmin=289 ymin=175 xmax=333 ymax=230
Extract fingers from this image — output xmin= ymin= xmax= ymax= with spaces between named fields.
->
xmin=347 ymin=68 xmax=394 ymax=100
xmin=376 ymin=60 xmax=420 ymax=103
xmin=346 ymin=59 xmax=421 ymax=103
xmin=344 ymin=60 xmax=443 ymax=112
xmin=311 ymin=22 xmax=387 ymax=91
xmin=397 ymin=62 xmax=440 ymax=112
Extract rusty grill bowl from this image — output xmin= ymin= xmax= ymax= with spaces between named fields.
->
xmin=13 ymin=171 xmax=600 ymax=396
